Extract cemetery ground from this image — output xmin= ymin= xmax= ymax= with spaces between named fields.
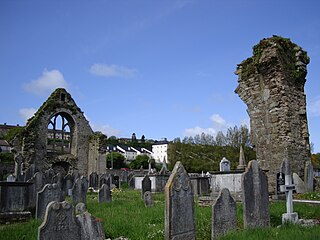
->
xmin=0 ymin=189 xmax=319 ymax=240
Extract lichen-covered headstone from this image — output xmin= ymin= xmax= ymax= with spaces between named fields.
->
xmin=72 ymin=176 xmax=89 ymax=205
xmin=99 ymin=173 xmax=108 ymax=188
xmin=141 ymin=175 xmax=151 ymax=199
xmin=98 ymin=184 xmax=112 ymax=203
xmin=28 ymin=171 xmax=45 ymax=208
xmin=63 ymin=173 xmax=74 ymax=196
xmin=38 ymin=201 xmax=82 ymax=240
xmin=144 ymin=191 xmax=154 ymax=207
xmin=36 ymin=183 xmax=64 ymax=221
xmin=165 ymin=161 xmax=196 ymax=240
xmin=44 ymin=168 xmax=55 ymax=185
xmin=212 ymin=188 xmax=236 ymax=239
xmin=242 ymin=160 xmax=270 ymax=228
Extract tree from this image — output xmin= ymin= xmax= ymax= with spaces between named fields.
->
xmin=106 ymin=136 xmax=119 ymax=145
xmin=129 ymin=155 xmax=150 ymax=169
xmin=141 ymin=135 xmax=145 ymax=143
xmin=106 ymin=152 xmax=127 ymax=169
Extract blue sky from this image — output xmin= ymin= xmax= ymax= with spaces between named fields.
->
xmin=0 ymin=0 xmax=319 ymax=152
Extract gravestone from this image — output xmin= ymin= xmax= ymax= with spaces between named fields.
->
xmin=128 ymin=176 xmax=135 ymax=189
xmin=63 ymin=174 xmax=74 ymax=196
xmin=52 ymin=172 xmax=64 ymax=189
xmin=219 ymin=157 xmax=230 ymax=172
xmin=143 ymin=191 xmax=154 ymax=207
xmin=165 ymin=161 xmax=196 ymax=240
xmin=27 ymin=171 xmax=45 ymax=208
xmin=76 ymin=203 xmax=105 ymax=240
xmin=44 ymin=168 xmax=55 ymax=185
xmin=276 ymin=172 xmax=285 ymax=195
xmin=280 ymin=159 xmax=298 ymax=224
xmin=141 ymin=175 xmax=151 ymax=199
xmin=38 ymin=201 xmax=82 ymax=240
xmin=114 ymin=175 xmax=120 ymax=188
xmin=99 ymin=173 xmax=108 ymax=188
xmin=98 ymin=184 xmax=112 ymax=203
xmin=36 ymin=183 xmax=64 ymax=221
xmin=293 ymin=173 xmax=307 ymax=194
xmin=89 ymin=172 xmax=99 ymax=189
xmin=72 ymin=176 xmax=89 ymax=205
xmin=6 ymin=174 xmax=16 ymax=182
xmin=304 ymin=161 xmax=314 ymax=192
xmin=212 ymin=188 xmax=237 ymax=239
xmin=242 ymin=160 xmax=270 ymax=228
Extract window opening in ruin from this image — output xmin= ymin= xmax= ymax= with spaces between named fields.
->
xmin=47 ymin=114 xmax=71 ymax=154
xmin=60 ymin=93 xmax=66 ymax=102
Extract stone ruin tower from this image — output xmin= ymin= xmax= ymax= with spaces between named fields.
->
xmin=16 ymin=88 xmax=105 ymax=178
xmin=235 ymin=36 xmax=311 ymax=192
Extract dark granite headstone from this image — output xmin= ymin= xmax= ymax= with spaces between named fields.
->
xmin=36 ymin=183 xmax=64 ymax=221
xmin=141 ymin=175 xmax=151 ymax=199
xmin=165 ymin=161 xmax=196 ymax=240
xmin=212 ymin=188 xmax=237 ymax=239
xmin=89 ymin=172 xmax=99 ymax=189
xmin=72 ymin=176 xmax=88 ymax=205
xmin=98 ymin=184 xmax=112 ymax=203
xmin=38 ymin=201 xmax=82 ymax=240
xmin=242 ymin=160 xmax=270 ymax=228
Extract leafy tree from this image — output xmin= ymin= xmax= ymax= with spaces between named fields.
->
xmin=106 ymin=152 xmax=127 ymax=169
xmin=129 ymin=155 xmax=150 ymax=169
xmin=141 ymin=135 xmax=145 ymax=143
xmin=106 ymin=136 xmax=119 ymax=145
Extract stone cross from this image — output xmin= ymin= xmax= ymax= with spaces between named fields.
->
xmin=36 ymin=183 xmax=64 ymax=221
xmin=280 ymin=159 xmax=298 ymax=224
xmin=38 ymin=201 xmax=82 ymax=240
xmin=242 ymin=160 xmax=270 ymax=228
xmin=165 ymin=161 xmax=196 ymax=240
xmin=98 ymin=184 xmax=112 ymax=203
xmin=212 ymin=188 xmax=237 ymax=239
xmin=141 ymin=175 xmax=151 ymax=199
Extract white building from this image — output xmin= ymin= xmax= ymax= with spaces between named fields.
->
xmin=152 ymin=141 xmax=169 ymax=163
xmin=116 ymin=145 xmax=137 ymax=161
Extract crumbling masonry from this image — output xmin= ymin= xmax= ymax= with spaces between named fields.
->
xmin=235 ymin=36 xmax=312 ymax=192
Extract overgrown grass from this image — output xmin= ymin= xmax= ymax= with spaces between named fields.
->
xmin=0 ymin=190 xmax=319 ymax=240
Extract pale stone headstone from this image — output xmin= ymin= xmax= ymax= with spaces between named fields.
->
xmin=143 ymin=191 xmax=154 ymax=207
xmin=280 ymin=159 xmax=298 ymax=224
xmin=75 ymin=203 xmax=105 ymax=240
xmin=242 ymin=160 xmax=270 ymax=228
xmin=6 ymin=174 xmax=16 ymax=182
xmin=28 ymin=171 xmax=45 ymax=208
xmin=38 ymin=201 xmax=82 ymax=240
xmin=98 ymin=184 xmax=112 ymax=203
xmin=36 ymin=183 xmax=64 ymax=221
xmin=72 ymin=176 xmax=89 ymax=205
xmin=219 ymin=157 xmax=230 ymax=172
xmin=293 ymin=173 xmax=307 ymax=194
xmin=165 ymin=161 xmax=196 ymax=240
xmin=212 ymin=188 xmax=237 ymax=239
xmin=141 ymin=175 xmax=151 ymax=199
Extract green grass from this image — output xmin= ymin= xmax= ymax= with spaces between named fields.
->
xmin=0 ymin=189 xmax=319 ymax=240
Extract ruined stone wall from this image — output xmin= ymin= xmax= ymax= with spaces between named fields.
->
xmin=21 ymin=88 xmax=93 ymax=176
xmin=88 ymin=136 xmax=106 ymax=175
xmin=235 ymin=36 xmax=311 ymax=192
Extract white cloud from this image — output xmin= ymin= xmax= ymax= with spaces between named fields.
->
xmin=184 ymin=114 xmax=231 ymax=137
xmin=89 ymin=64 xmax=137 ymax=78
xmin=23 ymin=69 xmax=68 ymax=96
xmin=308 ymin=97 xmax=320 ymax=117
xmin=19 ymin=108 xmax=37 ymax=122
xmin=184 ymin=126 xmax=216 ymax=137
xmin=91 ymin=123 xmax=121 ymax=137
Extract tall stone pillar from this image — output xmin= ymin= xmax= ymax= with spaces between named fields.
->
xmin=235 ymin=36 xmax=311 ymax=192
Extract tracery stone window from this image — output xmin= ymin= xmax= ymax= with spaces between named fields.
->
xmin=47 ymin=114 xmax=71 ymax=154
